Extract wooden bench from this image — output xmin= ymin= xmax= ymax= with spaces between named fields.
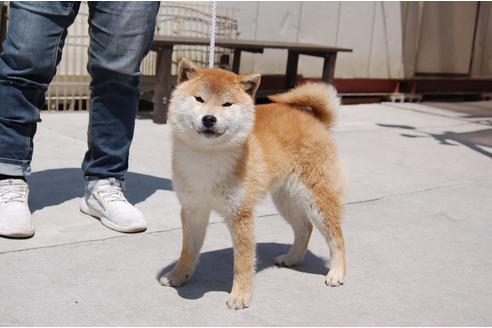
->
xmin=150 ymin=36 xmax=352 ymax=123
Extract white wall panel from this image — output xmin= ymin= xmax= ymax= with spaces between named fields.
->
xmin=252 ymin=1 xmax=302 ymax=74
xmin=401 ymin=2 xmax=422 ymax=78
xmin=221 ymin=1 xmax=259 ymax=73
xmin=297 ymin=1 xmax=340 ymax=78
xmin=383 ymin=2 xmax=404 ymax=78
xmin=334 ymin=2 xmax=376 ymax=78
xmin=369 ymin=2 xmax=403 ymax=78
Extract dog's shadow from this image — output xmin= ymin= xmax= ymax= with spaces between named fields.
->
xmin=156 ymin=242 xmax=328 ymax=300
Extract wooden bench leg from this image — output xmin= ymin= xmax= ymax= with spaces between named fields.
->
xmin=284 ymin=50 xmax=299 ymax=90
xmin=322 ymin=52 xmax=337 ymax=84
xmin=232 ymin=49 xmax=241 ymax=74
xmin=152 ymin=46 xmax=173 ymax=124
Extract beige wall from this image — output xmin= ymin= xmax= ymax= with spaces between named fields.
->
xmin=471 ymin=2 xmax=492 ymax=78
xmin=48 ymin=1 xmax=492 ymax=79
xmin=226 ymin=1 xmax=405 ymax=78
xmin=414 ymin=2 xmax=477 ymax=75
xmin=226 ymin=1 xmax=492 ymax=79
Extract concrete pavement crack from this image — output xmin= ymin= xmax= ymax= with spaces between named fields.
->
xmin=345 ymin=182 xmax=466 ymax=205
xmin=0 ymin=222 xmax=218 ymax=256
xmin=0 ymin=181 xmax=471 ymax=256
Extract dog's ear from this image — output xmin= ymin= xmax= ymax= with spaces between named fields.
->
xmin=240 ymin=73 xmax=261 ymax=98
xmin=178 ymin=58 xmax=199 ymax=84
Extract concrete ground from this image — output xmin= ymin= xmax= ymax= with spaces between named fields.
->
xmin=1 ymin=101 xmax=491 ymax=326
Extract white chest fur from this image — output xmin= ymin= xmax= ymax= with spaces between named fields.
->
xmin=172 ymin=141 xmax=245 ymax=217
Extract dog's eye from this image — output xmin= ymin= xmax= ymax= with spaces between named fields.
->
xmin=222 ymin=102 xmax=233 ymax=107
xmin=195 ymin=96 xmax=204 ymax=103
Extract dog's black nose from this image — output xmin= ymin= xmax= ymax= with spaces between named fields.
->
xmin=202 ymin=115 xmax=217 ymax=128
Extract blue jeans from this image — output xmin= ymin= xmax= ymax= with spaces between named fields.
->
xmin=0 ymin=1 xmax=159 ymax=180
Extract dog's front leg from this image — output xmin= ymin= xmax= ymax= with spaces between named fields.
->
xmin=160 ymin=206 xmax=210 ymax=287
xmin=225 ymin=209 xmax=255 ymax=310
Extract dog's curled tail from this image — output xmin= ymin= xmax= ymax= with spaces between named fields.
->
xmin=268 ymin=82 xmax=339 ymax=128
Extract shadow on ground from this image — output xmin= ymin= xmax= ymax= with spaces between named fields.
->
xmin=157 ymin=242 xmax=328 ymax=300
xmin=27 ymin=168 xmax=172 ymax=212
xmin=377 ymin=123 xmax=492 ymax=159
xmin=424 ymin=101 xmax=492 ymax=119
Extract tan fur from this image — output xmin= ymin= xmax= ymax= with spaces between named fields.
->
xmin=161 ymin=59 xmax=346 ymax=310
xmin=268 ymin=82 xmax=339 ymax=128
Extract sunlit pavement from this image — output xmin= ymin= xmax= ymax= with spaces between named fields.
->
xmin=1 ymin=101 xmax=491 ymax=325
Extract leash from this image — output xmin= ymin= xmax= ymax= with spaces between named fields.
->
xmin=208 ymin=1 xmax=217 ymax=68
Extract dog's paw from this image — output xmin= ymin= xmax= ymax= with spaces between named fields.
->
xmin=325 ymin=268 xmax=345 ymax=287
xmin=226 ymin=291 xmax=252 ymax=310
xmin=274 ymin=254 xmax=303 ymax=267
xmin=159 ymin=270 xmax=190 ymax=287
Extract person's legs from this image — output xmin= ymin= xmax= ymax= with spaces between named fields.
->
xmin=0 ymin=1 xmax=80 ymax=176
xmin=0 ymin=1 xmax=80 ymax=238
xmin=82 ymin=1 xmax=159 ymax=180
xmin=80 ymin=2 xmax=159 ymax=233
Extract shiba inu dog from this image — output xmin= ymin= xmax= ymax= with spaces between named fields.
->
xmin=160 ymin=58 xmax=346 ymax=310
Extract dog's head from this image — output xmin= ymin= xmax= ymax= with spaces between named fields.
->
xmin=169 ymin=58 xmax=261 ymax=150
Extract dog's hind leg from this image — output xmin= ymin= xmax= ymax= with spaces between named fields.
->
xmin=160 ymin=206 xmax=210 ymax=287
xmin=303 ymin=179 xmax=346 ymax=287
xmin=271 ymin=180 xmax=313 ymax=267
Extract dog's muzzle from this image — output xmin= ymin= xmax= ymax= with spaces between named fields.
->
xmin=197 ymin=115 xmax=225 ymax=138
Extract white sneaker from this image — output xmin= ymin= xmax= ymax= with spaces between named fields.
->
xmin=80 ymin=178 xmax=146 ymax=233
xmin=0 ymin=179 xmax=34 ymax=238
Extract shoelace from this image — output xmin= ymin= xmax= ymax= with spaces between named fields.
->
xmin=97 ymin=185 xmax=127 ymax=203
xmin=0 ymin=184 xmax=28 ymax=204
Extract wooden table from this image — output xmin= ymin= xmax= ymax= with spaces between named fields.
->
xmin=150 ymin=36 xmax=352 ymax=123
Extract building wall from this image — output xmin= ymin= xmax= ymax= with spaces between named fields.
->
xmin=471 ymin=2 xmax=492 ymax=78
xmin=12 ymin=1 xmax=492 ymax=80
xmin=225 ymin=1 xmax=492 ymax=79
xmin=225 ymin=1 xmax=404 ymax=78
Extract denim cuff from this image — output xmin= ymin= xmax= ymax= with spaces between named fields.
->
xmin=84 ymin=175 xmax=125 ymax=182
xmin=84 ymin=176 xmax=126 ymax=192
xmin=0 ymin=157 xmax=31 ymax=176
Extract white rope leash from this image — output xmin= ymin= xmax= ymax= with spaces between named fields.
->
xmin=208 ymin=1 xmax=217 ymax=68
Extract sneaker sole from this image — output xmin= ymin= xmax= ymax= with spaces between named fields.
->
xmin=0 ymin=228 xmax=34 ymax=239
xmin=80 ymin=198 xmax=146 ymax=233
